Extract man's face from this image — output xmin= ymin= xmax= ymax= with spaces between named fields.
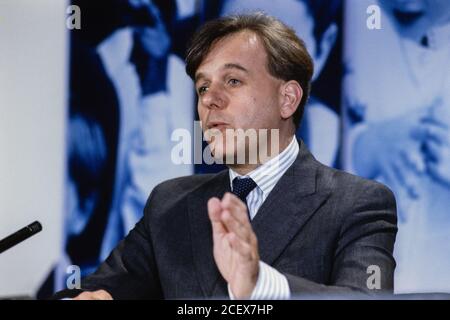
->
xmin=195 ymin=31 xmax=284 ymax=162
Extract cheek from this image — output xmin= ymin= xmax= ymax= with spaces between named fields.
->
xmin=231 ymin=84 xmax=280 ymax=128
xmin=236 ymin=96 xmax=262 ymax=125
xmin=243 ymin=98 xmax=276 ymax=128
xmin=197 ymin=103 xmax=206 ymax=121
xmin=256 ymin=95 xmax=280 ymax=124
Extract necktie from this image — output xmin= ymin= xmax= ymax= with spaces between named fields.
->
xmin=232 ymin=177 xmax=257 ymax=219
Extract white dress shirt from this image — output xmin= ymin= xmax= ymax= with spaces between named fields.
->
xmin=228 ymin=136 xmax=299 ymax=300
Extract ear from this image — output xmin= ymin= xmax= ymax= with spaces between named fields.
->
xmin=280 ymin=80 xmax=303 ymax=120
xmin=312 ymin=23 xmax=338 ymax=81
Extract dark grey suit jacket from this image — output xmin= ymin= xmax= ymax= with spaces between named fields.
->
xmin=55 ymin=141 xmax=397 ymax=299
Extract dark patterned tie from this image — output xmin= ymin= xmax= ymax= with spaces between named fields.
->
xmin=232 ymin=177 xmax=257 ymax=219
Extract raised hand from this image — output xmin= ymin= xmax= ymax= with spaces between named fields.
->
xmin=207 ymin=193 xmax=259 ymax=299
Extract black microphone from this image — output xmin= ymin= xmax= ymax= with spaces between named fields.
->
xmin=0 ymin=221 xmax=42 ymax=254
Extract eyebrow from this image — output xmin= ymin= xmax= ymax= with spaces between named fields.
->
xmin=223 ymin=63 xmax=249 ymax=73
xmin=195 ymin=63 xmax=249 ymax=84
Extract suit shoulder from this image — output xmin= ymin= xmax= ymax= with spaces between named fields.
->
xmin=318 ymin=163 xmax=395 ymax=203
xmin=316 ymin=164 xmax=397 ymax=233
xmin=143 ymin=171 xmax=227 ymax=212
xmin=155 ymin=172 xmax=222 ymax=195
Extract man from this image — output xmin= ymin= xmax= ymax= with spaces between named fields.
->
xmin=219 ymin=0 xmax=341 ymax=169
xmin=55 ymin=13 xmax=397 ymax=300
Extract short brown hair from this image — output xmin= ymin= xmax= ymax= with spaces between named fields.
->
xmin=185 ymin=13 xmax=314 ymax=129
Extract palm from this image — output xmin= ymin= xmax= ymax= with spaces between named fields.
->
xmin=207 ymin=195 xmax=259 ymax=298
xmin=213 ymin=231 xmax=238 ymax=282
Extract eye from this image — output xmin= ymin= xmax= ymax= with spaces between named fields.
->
xmin=228 ymin=79 xmax=241 ymax=86
xmin=197 ymin=86 xmax=209 ymax=95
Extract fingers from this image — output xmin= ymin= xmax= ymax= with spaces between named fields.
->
xmin=208 ymin=194 xmax=259 ymax=296
xmin=208 ymin=197 xmax=227 ymax=236
xmin=208 ymin=197 xmax=222 ymax=221
xmin=221 ymin=209 xmax=252 ymax=243
xmin=221 ymin=193 xmax=254 ymax=241
xmin=226 ymin=233 xmax=256 ymax=262
xmin=221 ymin=193 xmax=250 ymax=226
xmin=73 ymin=290 xmax=112 ymax=300
xmin=208 ymin=193 xmax=254 ymax=243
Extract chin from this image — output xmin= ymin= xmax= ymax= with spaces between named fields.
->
xmin=209 ymin=139 xmax=238 ymax=164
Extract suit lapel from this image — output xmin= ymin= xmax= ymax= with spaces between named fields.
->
xmin=251 ymin=141 xmax=331 ymax=266
xmin=188 ymin=170 xmax=230 ymax=298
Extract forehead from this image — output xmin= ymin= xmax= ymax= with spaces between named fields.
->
xmin=196 ymin=30 xmax=269 ymax=76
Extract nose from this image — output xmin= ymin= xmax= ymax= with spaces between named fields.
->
xmin=200 ymin=85 xmax=227 ymax=110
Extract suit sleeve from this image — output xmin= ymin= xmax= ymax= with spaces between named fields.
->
xmin=284 ymin=182 xmax=398 ymax=298
xmin=53 ymin=189 xmax=163 ymax=300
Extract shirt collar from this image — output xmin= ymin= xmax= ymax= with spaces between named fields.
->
xmin=229 ymin=136 xmax=299 ymax=197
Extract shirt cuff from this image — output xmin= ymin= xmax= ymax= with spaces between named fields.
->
xmin=228 ymin=261 xmax=291 ymax=300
